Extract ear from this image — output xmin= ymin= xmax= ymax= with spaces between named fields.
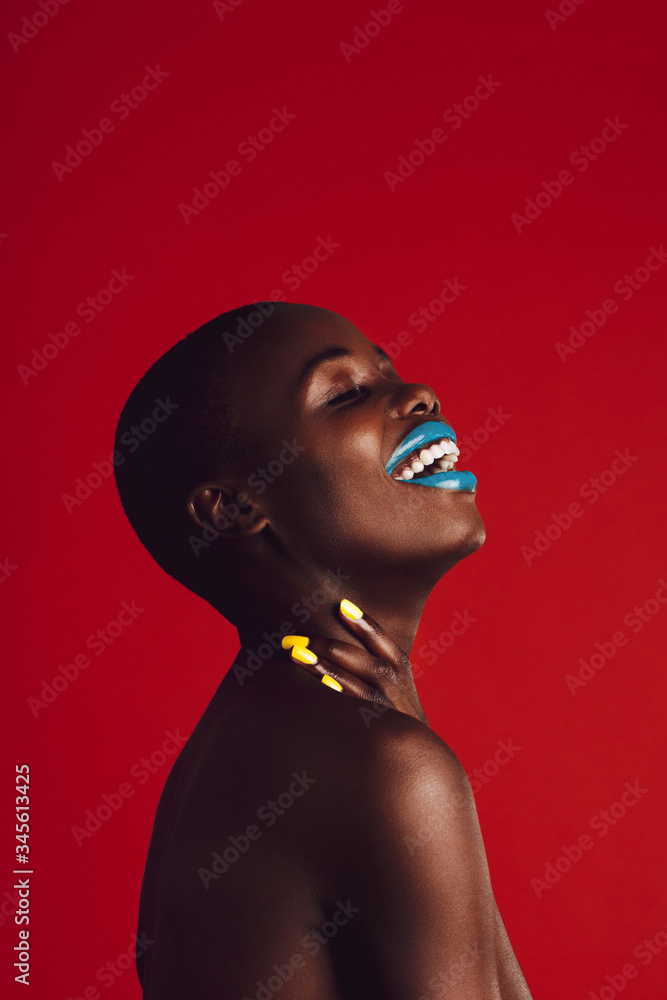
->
xmin=186 ymin=482 xmax=269 ymax=538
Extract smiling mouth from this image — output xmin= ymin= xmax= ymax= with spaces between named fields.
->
xmin=390 ymin=435 xmax=460 ymax=480
xmin=385 ymin=420 xmax=477 ymax=492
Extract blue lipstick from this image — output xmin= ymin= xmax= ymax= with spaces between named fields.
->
xmin=385 ymin=419 xmax=477 ymax=492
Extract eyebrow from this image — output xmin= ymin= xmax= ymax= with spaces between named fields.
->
xmin=298 ymin=344 xmax=391 ymax=384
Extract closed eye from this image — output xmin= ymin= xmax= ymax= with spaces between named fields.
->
xmin=327 ymin=385 xmax=367 ymax=406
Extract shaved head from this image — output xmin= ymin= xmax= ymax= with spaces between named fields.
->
xmin=114 ymin=301 xmax=290 ymax=600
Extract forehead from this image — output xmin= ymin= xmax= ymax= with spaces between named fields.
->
xmin=262 ymin=304 xmax=365 ymax=354
xmin=221 ymin=304 xmax=377 ymax=435
xmin=229 ymin=305 xmax=373 ymax=384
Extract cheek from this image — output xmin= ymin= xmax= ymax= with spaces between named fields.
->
xmin=266 ymin=451 xmax=384 ymax=555
xmin=330 ymin=480 xmax=485 ymax=568
xmin=268 ymin=427 xmax=379 ymax=518
xmin=264 ymin=442 xmax=483 ymax=569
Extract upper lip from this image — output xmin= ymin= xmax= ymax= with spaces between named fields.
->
xmin=385 ymin=419 xmax=457 ymax=476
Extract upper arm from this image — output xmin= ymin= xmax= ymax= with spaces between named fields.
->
xmin=341 ymin=717 xmax=517 ymax=999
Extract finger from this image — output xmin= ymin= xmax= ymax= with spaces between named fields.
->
xmin=282 ymin=631 xmax=396 ymax=689
xmin=337 ymin=599 xmax=412 ymax=676
xmin=304 ymin=634 xmax=406 ymax=696
xmin=284 ymin=641 xmax=390 ymax=706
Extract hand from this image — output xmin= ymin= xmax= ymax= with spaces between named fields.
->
xmin=283 ymin=599 xmax=429 ymax=727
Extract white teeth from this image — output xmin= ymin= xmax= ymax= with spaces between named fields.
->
xmin=392 ymin=434 xmax=461 ymax=482
xmin=440 ymin=438 xmax=459 ymax=455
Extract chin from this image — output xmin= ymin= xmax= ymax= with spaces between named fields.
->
xmin=460 ymin=521 xmax=486 ymax=560
xmin=433 ymin=496 xmax=486 ymax=570
xmin=462 ymin=502 xmax=486 ymax=554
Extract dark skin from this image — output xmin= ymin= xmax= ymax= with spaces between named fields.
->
xmin=136 ymin=304 xmax=533 ymax=998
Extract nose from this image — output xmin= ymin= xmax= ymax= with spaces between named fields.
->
xmin=386 ymin=382 xmax=440 ymax=420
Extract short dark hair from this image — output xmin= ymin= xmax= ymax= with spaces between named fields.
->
xmin=113 ymin=301 xmax=278 ymax=602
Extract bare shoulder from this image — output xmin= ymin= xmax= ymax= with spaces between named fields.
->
xmin=296 ymin=691 xmax=480 ymax=866
xmin=361 ymin=705 xmax=467 ymax=776
xmin=314 ymin=703 xmax=535 ymax=998
xmin=333 ymin=698 xmax=472 ymax=809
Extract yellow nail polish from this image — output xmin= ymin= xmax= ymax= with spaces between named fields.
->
xmin=281 ymin=635 xmax=310 ymax=650
xmin=321 ymin=675 xmax=343 ymax=692
xmin=291 ymin=646 xmax=318 ymax=665
xmin=340 ymin=599 xmax=363 ymax=620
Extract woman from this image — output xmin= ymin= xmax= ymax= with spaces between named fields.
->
xmin=114 ymin=301 xmax=533 ymax=998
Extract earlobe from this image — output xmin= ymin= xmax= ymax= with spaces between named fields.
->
xmin=238 ymin=506 xmax=270 ymax=536
xmin=186 ymin=482 xmax=269 ymax=538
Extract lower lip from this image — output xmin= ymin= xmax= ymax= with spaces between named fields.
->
xmin=403 ymin=468 xmax=477 ymax=492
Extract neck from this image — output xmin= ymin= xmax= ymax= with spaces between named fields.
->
xmin=234 ymin=571 xmax=433 ymax=660
xmin=215 ymin=535 xmax=461 ymax=663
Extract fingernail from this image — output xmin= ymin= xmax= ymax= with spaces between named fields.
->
xmin=321 ymin=675 xmax=343 ymax=692
xmin=291 ymin=646 xmax=318 ymax=665
xmin=281 ymin=635 xmax=310 ymax=650
xmin=340 ymin=599 xmax=363 ymax=620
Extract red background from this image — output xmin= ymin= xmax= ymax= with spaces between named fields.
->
xmin=2 ymin=0 xmax=666 ymax=996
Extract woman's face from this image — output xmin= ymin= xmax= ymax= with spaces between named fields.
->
xmin=229 ymin=305 xmax=485 ymax=583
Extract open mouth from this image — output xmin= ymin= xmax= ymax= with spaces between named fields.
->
xmin=389 ymin=433 xmax=460 ymax=481
xmin=385 ymin=420 xmax=477 ymax=492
